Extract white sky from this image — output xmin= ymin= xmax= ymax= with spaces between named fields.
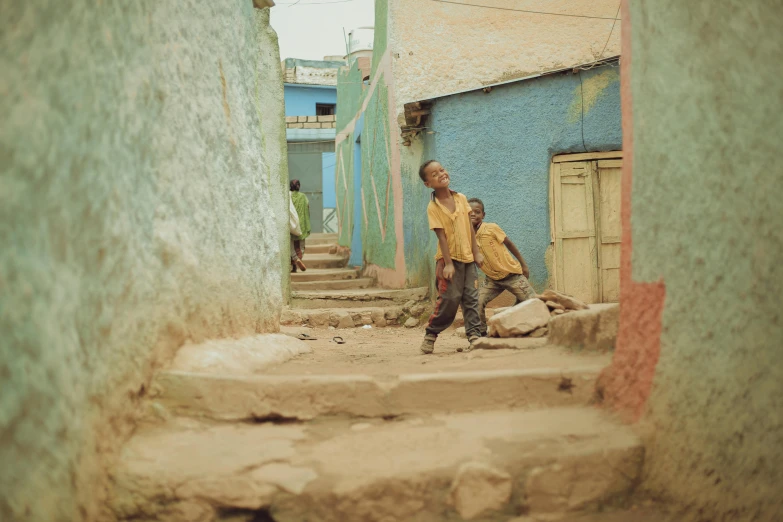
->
xmin=270 ymin=0 xmax=376 ymax=62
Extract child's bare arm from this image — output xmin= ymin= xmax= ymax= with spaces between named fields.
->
xmin=470 ymin=223 xmax=484 ymax=267
xmin=503 ymin=237 xmax=530 ymax=278
xmin=434 ymin=228 xmax=456 ymax=281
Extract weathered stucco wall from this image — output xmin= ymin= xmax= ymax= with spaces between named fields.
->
xmin=1 ymin=2 xmax=286 ymax=520
xmin=603 ymin=1 xmax=783 ymax=520
xmin=256 ymin=7 xmax=291 ymax=301
xmin=422 ymin=65 xmax=621 ymax=290
xmin=388 ymin=0 xmax=621 ymax=122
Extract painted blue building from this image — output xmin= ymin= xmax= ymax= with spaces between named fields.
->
xmin=283 ymin=58 xmax=343 ymax=233
xmin=403 ymin=57 xmax=623 ymax=304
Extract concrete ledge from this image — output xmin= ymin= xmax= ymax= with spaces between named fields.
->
xmin=472 ymin=337 xmax=548 ymax=350
xmin=151 ymin=366 xmax=604 ymax=421
xmin=548 ymin=304 xmax=620 ymax=352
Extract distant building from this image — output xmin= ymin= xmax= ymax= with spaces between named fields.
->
xmin=335 ymin=1 xmax=622 ymax=291
xmin=283 ymin=57 xmax=344 ymax=233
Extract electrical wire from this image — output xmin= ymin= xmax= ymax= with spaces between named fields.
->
xmin=579 ymin=2 xmax=622 ymax=71
xmin=428 ymin=0 xmax=620 ymax=21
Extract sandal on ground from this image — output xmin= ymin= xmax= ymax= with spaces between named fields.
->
xmin=332 ymin=336 xmax=346 ymax=344
xmin=296 ymin=333 xmax=317 ymax=341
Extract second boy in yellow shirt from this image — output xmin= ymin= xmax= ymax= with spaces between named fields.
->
xmin=469 ymin=198 xmax=536 ymax=336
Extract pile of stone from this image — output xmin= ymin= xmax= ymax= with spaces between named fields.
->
xmin=487 ymin=290 xmax=589 ymax=338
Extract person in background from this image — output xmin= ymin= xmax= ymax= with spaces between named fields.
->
xmin=289 ymin=179 xmax=311 ymax=272
xmin=468 ymin=197 xmax=536 ymax=336
xmin=289 ymin=195 xmax=306 ymax=272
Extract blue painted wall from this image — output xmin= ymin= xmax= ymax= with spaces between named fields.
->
xmin=284 ymin=84 xmax=337 ymax=117
xmin=322 ymin=152 xmax=336 ymax=207
xmin=424 ymin=65 xmax=622 ymax=290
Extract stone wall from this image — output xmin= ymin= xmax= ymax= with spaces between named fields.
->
xmin=286 ymin=115 xmax=337 ymax=129
xmin=601 ymin=0 xmax=783 ymax=520
xmin=0 ymin=2 xmax=286 ymax=521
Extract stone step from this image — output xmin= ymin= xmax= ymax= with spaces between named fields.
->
xmin=304 ymin=243 xmax=337 ymax=255
xmin=111 ymin=408 xmax=643 ymax=521
xmin=298 ymin=253 xmax=348 ymax=270
xmin=291 ymin=268 xmax=360 ymax=282
xmin=150 ymin=364 xmax=603 ymax=421
xmin=291 ymin=286 xmax=428 ymax=309
xmin=548 ymin=303 xmax=619 ymax=352
xmin=291 ymin=277 xmax=374 ymax=292
xmin=306 ymin=233 xmax=338 ymax=245
xmin=281 ymin=306 xmax=403 ymax=327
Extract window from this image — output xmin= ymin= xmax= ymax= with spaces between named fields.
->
xmin=316 ymin=103 xmax=336 ymax=116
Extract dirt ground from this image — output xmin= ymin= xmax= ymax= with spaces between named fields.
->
xmin=271 ymin=324 xmax=611 ymax=376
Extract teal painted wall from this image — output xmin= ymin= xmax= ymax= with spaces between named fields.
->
xmin=418 ymin=66 xmax=621 ymax=291
xmin=626 ymin=1 xmax=783 ymax=519
xmin=0 ymin=3 xmax=286 ymax=520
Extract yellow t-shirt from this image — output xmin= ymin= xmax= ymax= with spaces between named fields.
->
xmin=427 ymin=191 xmax=474 ymax=263
xmin=475 ymin=222 xmax=523 ymax=280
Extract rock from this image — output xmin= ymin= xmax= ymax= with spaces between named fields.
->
xmin=410 ymin=303 xmax=426 ymax=317
xmin=384 ymin=307 xmax=402 ymax=320
xmin=280 ymin=309 xmax=301 ymax=325
xmin=455 ymin=326 xmax=467 ymax=338
xmin=359 ymin=313 xmax=373 ymax=326
xmin=538 ymin=289 xmax=589 ymax=311
xmin=488 ymin=299 xmax=550 ymax=338
xmin=169 ymin=334 xmax=312 ymax=376
xmin=529 ymin=327 xmax=548 ymax=338
xmin=370 ymin=309 xmax=386 ymax=327
xmin=308 ymin=310 xmax=331 ymax=327
xmin=553 ymin=309 xmax=565 ymax=315
xmin=545 ymin=300 xmax=565 ymax=311
xmin=548 ymin=304 xmax=619 ymax=352
xmin=330 ymin=310 xmax=354 ymax=329
xmin=404 ymin=317 xmax=419 ymax=328
xmin=403 ymin=300 xmax=416 ymax=313
xmin=450 ymin=462 xmax=512 ymax=520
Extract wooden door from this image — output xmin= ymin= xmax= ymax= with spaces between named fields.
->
xmin=552 ymin=161 xmax=599 ymax=304
xmin=595 ymin=160 xmax=622 ymax=302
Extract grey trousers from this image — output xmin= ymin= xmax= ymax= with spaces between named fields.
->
xmin=478 ymin=273 xmax=536 ymax=335
xmin=425 ymin=259 xmax=482 ymax=338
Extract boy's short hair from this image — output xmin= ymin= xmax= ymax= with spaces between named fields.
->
xmin=419 ymin=160 xmax=437 ymax=182
xmin=468 ymin=197 xmax=485 ymax=212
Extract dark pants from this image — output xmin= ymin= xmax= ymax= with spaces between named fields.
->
xmin=425 ymin=259 xmax=482 ymax=338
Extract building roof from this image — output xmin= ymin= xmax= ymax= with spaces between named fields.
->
xmin=402 ymin=55 xmax=620 ymax=128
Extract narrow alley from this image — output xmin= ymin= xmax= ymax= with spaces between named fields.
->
xmin=108 ymin=231 xmax=664 ymax=521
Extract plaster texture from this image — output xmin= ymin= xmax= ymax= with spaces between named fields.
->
xmin=424 ymin=65 xmax=622 ymax=290
xmin=1 ymin=2 xmax=285 ymax=520
xmin=602 ymin=1 xmax=783 ymax=520
xmin=388 ymin=0 xmax=621 ymax=123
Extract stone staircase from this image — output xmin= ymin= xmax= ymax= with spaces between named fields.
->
xmin=107 ymin=233 xmax=663 ymax=522
xmin=284 ymin=233 xmax=429 ymax=327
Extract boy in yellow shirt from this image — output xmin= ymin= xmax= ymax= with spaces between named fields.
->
xmin=420 ymin=160 xmax=485 ymax=354
xmin=468 ymin=198 xmax=536 ymax=336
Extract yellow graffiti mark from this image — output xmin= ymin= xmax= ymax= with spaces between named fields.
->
xmin=568 ymin=69 xmax=619 ymax=124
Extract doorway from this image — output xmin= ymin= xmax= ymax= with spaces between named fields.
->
xmin=550 ymin=151 xmax=622 ymax=304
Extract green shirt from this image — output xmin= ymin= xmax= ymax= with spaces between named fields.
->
xmin=290 ymin=190 xmax=311 ymax=240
